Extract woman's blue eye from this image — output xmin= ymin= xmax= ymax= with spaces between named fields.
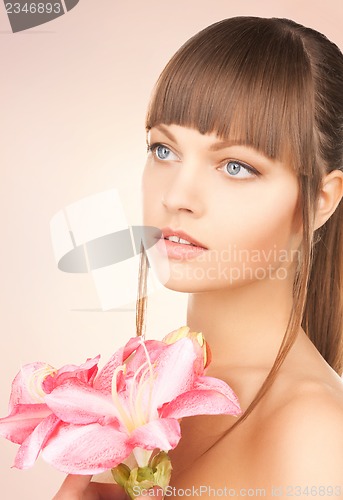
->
xmin=148 ymin=143 xmax=179 ymax=161
xmin=223 ymin=160 xmax=255 ymax=179
xmin=156 ymin=145 xmax=171 ymax=160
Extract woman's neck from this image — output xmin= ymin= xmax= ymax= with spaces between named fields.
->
xmin=186 ymin=272 xmax=296 ymax=372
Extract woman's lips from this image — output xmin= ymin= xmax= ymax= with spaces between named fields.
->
xmin=160 ymin=227 xmax=208 ymax=249
xmin=155 ymin=227 xmax=208 ymax=260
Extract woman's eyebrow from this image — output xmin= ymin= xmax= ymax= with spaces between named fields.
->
xmin=153 ymin=125 xmax=177 ymax=143
xmin=151 ymin=125 xmax=249 ymax=153
xmin=209 ymin=139 xmax=244 ymax=151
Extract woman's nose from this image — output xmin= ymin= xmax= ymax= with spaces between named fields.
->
xmin=161 ymin=161 xmax=205 ymax=216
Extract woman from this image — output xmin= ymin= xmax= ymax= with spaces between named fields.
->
xmin=54 ymin=17 xmax=343 ymax=499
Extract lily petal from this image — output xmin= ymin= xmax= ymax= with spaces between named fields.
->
xmin=0 ymin=404 xmax=51 ymax=444
xmin=150 ymin=338 xmax=197 ymax=411
xmin=42 ymin=422 xmax=130 ymax=474
xmin=8 ymin=363 xmax=49 ymax=410
xmin=44 ymin=378 xmax=119 ymax=425
xmin=159 ymin=388 xmax=241 ymax=419
xmin=59 ymin=355 xmax=100 ymax=378
xmin=44 ymin=355 xmax=100 ymax=393
xmin=162 ymin=326 xmax=211 ymax=372
xmin=124 ymin=340 xmax=167 ymax=374
xmin=122 ymin=337 xmax=144 ymax=361
xmin=94 ymin=347 xmax=125 ymax=394
xmin=194 ymin=376 xmax=241 ymax=412
xmin=129 ymin=418 xmax=181 ymax=451
xmin=14 ymin=414 xmax=60 ymax=469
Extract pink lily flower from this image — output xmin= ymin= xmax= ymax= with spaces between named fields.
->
xmin=41 ymin=329 xmax=240 ymax=473
xmin=0 ymin=356 xmax=100 ymax=469
xmin=0 ymin=327 xmax=241 ymax=476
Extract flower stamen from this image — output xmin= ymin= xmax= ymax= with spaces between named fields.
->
xmin=139 ymin=340 xmax=155 ymax=422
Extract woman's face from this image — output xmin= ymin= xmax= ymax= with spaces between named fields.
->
xmin=142 ymin=124 xmax=302 ymax=292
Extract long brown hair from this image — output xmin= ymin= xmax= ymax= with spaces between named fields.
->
xmin=137 ymin=17 xmax=343 ymax=431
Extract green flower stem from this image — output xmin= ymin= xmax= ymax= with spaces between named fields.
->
xmin=111 ymin=451 xmax=172 ymax=499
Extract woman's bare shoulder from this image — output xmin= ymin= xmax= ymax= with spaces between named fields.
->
xmin=249 ymin=371 xmax=343 ymax=487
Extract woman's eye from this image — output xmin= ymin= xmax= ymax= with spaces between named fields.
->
xmin=222 ymin=160 xmax=257 ymax=179
xmin=149 ymin=144 xmax=179 ymax=161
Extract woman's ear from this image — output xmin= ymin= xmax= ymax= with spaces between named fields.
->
xmin=314 ymin=169 xmax=343 ymax=230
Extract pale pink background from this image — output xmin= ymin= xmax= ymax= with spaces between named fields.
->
xmin=1 ymin=1 xmax=342 ymax=498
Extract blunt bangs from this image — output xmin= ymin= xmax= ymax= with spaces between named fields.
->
xmin=146 ymin=17 xmax=316 ymax=174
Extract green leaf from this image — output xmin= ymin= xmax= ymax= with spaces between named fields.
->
xmin=111 ymin=463 xmax=131 ymax=488
xmin=151 ymin=451 xmax=172 ymax=488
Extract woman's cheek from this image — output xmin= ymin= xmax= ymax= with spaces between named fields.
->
xmin=141 ymin=166 xmax=158 ymax=224
xmin=204 ymin=181 xmax=300 ymax=283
